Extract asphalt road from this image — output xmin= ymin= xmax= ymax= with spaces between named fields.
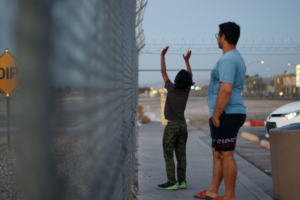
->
xmin=138 ymin=95 xmax=295 ymax=122
xmin=0 ymin=93 xmax=90 ymax=144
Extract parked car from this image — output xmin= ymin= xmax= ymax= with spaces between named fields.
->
xmin=265 ymin=101 xmax=300 ymax=137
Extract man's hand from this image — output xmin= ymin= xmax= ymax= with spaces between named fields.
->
xmin=161 ymin=46 xmax=169 ymax=56
xmin=183 ymin=50 xmax=192 ymax=61
xmin=212 ymin=116 xmax=220 ymax=128
xmin=212 ymin=82 xmax=233 ymax=128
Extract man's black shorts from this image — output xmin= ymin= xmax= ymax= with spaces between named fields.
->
xmin=209 ymin=112 xmax=246 ymax=152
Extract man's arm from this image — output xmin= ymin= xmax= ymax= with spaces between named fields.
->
xmin=161 ymin=46 xmax=169 ymax=83
xmin=212 ymin=82 xmax=233 ymax=127
xmin=183 ymin=50 xmax=193 ymax=77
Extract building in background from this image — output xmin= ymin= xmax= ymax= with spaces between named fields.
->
xmin=283 ymin=72 xmax=296 ymax=97
xmin=243 ymin=76 xmax=275 ymax=98
xmin=242 ymin=67 xmax=300 ymax=99
xmin=275 ymin=72 xmax=296 ymax=97
xmin=296 ymin=65 xmax=300 ymax=97
xmin=274 ymin=74 xmax=284 ymax=97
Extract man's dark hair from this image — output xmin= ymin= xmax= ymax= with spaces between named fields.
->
xmin=174 ymin=70 xmax=194 ymax=90
xmin=219 ymin=22 xmax=240 ymax=45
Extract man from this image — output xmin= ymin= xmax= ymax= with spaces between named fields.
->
xmin=157 ymin=46 xmax=194 ymax=190
xmin=194 ymin=22 xmax=247 ymax=200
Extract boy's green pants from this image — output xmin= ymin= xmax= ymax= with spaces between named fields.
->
xmin=163 ymin=121 xmax=188 ymax=182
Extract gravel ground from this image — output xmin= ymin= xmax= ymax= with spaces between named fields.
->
xmin=0 ymin=133 xmax=92 ymax=200
xmin=135 ymin=128 xmax=140 ymax=200
xmin=0 ymin=132 xmax=139 ymax=200
xmin=0 ymin=144 xmax=19 ymax=200
xmin=134 ymin=163 xmax=139 ymax=199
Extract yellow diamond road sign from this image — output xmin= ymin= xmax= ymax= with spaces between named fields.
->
xmin=0 ymin=50 xmax=19 ymax=96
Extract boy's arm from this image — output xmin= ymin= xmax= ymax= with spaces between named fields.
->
xmin=161 ymin=46 xmax=169 ymax=83
xmin=183 ymin=50 xmax=193 ymax=77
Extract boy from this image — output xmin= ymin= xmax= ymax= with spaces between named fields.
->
xmin=158 ymin=46 xmax=194 ymax=190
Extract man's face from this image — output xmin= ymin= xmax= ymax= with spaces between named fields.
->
xmin=217 ymin=32 xmax=223 ymax=49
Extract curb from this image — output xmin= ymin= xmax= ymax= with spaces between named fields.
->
xmin=241 ymin=132 xmax=260 ymax=142
xmin=260 ymin=140 xmax=270 ymax=150
xmin=250 ymin=120 xmax=266 ymax=126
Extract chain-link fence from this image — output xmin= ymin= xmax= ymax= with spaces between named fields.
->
xmin=0 ymin=0 xmax=138 ymax=199
xmin=243 ymin=75 xmax=299 ymax=99
xmin=243 ymin=76 xmax=276 ymax=98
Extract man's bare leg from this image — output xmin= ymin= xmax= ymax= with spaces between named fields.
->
xmin=220 ymin=150 xmax=236 ymax=200
xmin=205 ymin=148 xmax=223 ymax=198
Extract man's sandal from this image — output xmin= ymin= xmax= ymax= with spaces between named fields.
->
xmin=194 ymin=190 xmax=214 ymax=199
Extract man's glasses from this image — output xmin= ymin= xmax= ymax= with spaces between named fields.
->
xmin=215 ymin=34 xmax=219 ymax=39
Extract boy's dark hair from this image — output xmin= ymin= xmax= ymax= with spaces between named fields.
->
xmin=174 ymin=70 xmax=194 ymax=90
xmin=219 ymin=22 xmax=240 ymax=45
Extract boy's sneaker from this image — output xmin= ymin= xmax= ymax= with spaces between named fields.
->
xmin=178 ymin=181 xmax=187 ymax=189
xmin=158 ymin=181 xmax=178 ymax=190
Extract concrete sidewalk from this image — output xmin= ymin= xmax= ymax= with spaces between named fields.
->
xmin=137 ymin=123 xmax=273 ymax=200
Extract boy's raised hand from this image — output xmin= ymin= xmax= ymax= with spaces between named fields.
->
xmin=161 ymin=46 xmax=169 ymax=82
xmin=183 ymin=50 xmax=192 ymax=61
xmin=183 ymin=50 xmax=193 ymax=77
xmin=161 ymin=46 xmax=169 ymax=56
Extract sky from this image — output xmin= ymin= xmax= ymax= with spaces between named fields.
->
xmin=138 ymin=0 xmax=300 ymax=88
xmin=0 ymin=1 xmax=299 ymax=90
xmin=0 ymin=1 xmax=17 ymax=54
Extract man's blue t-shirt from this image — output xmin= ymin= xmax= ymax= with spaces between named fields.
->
xmin=207 ymin=49 xmax=247 ymax=117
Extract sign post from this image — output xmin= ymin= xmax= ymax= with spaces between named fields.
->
xmin=0 ymin=49 xmax=19 ymax=149
xmin=7 ymin=95 xmax=10 ymax=149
